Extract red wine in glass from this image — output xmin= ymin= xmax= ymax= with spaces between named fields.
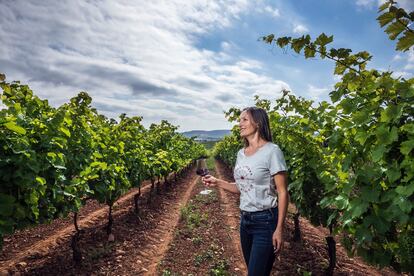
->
xmin=196 ymin=159 xmax=208 ymax=176
xmin=196 ymin=158 xmax=211 ymax=194
xmin=196 ymin=168 xmax=209 ymax=176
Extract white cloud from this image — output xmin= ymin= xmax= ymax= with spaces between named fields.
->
xmin=393 ymin=54 xmax=403 ymax=61
xmin=333 ymin=75 xmax=342 ymax=82
xmin=220 ymin=41 xmax=240 ymax=53
xmin=404 ymin=49 xmax=414 ymax=70
xmin=388 ymin=50 xmax=414 ymax=74
xmin=356 ymin=0 xmax=414 ymax=10
xmin=252 ymin=80 xmax=291 ymax=102
xmin=293 ymin=24 xmax=309 ymax=34
xmin=0 ymin=0 xmax=293 ymax=131
xmin=307 ymin=84 xmax=330 ymax=102
xmin=391 ymin=71 xmax=413 ymax=79
xmin=264 ymin=6 xmax=280 ymax=18
xmin=255 ymin=4 xmax=280 ymax=18
xmin=356 ymin=0 xmax=376 ymax=8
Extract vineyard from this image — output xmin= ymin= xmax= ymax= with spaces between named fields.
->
xmin=1 ymin=0 xmax=414 ymax=275
xmin=0 ymin=74 xmax=208 ymax=272
xmin=215 ymin=1 xmax=414 ymax=274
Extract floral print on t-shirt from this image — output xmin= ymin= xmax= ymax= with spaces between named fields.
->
xmin=234 ymin=164 xmax=254 ymax=194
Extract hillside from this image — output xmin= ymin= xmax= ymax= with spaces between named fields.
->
xmin=181 ymin=129 xmax=231 ymax=141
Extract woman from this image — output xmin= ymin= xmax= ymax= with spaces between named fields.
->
xmin=202 ymin=107 xmax=288 ymax=276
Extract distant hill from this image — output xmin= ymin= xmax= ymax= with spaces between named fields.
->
xmin=181 ymin=129 xmax=231 ymax=141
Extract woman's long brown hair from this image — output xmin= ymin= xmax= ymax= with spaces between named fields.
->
xmin=242 ymin=107 xmax=273 ymax=147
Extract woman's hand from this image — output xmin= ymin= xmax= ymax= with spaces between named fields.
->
xmin=272 ymin=228 xmax=284 ymax=254
xmin=201 ymin=175 xmax=219 ymax=187
xmin=202 ymin=176 xmax=240 ymax=194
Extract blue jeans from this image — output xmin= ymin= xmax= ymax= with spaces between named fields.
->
xmin=240 ymin=207 xmax=278 ymax=276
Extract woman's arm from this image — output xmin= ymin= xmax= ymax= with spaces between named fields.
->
xmin=272 ymin=171 xmax=288 ymax=253
xmin=202 ymin=175 xmax=240 ymax=194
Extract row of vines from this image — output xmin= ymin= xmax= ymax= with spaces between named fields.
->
xmin=214 ymin=1 xmax=413 ymax=273
xmin=0 ymin=74 xmax=207 ymax=263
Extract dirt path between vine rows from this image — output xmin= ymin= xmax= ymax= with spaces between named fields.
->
xmin=157 ymin=161 xmax=247 ymax=275
xmin=0 ymin=180 xmax=152 ymax=272
xmin=214 ymin=161 xmax=247 ymax=274
xmin=0 ymin=170 xmax=179 ymax=265
xmin=144 ymin=173 xmax=199 ymax=275
xmin=1 ymin=169 xmax=199 ymax=275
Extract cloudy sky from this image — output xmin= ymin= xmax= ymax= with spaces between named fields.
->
xmin=1 ymin=0 xmax=413 ymax=131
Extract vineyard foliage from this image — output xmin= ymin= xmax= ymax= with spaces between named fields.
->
xmin=0 ymin=75 xmax=206 ymax=247
xmin=214 ymin=1 xmax=414 ymax=272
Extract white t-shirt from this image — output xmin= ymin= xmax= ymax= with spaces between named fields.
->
xmin=234 ymin=142 xmax=287 ymax=212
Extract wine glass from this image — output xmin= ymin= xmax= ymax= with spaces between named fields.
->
xmin=196 ymin=158 xmax=211 ymax=194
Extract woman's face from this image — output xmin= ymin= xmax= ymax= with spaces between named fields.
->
xmin=239 ymin=110 xmax=257 ymax=138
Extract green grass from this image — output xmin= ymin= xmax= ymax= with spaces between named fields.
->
xmin=206 ymin=155 xmax=215 ymax=171
xmin=180 ymin=201 xmax=208 ymax=230
xmin=210 ymin=259 xmax=230 ymax=276
xmin=194 ymin=191 xmax=218 ymax=205
xmin=194 ymin=249 xmax=214 ymax=266
xmin=191 ymin=236 xmax=203 ymax=245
